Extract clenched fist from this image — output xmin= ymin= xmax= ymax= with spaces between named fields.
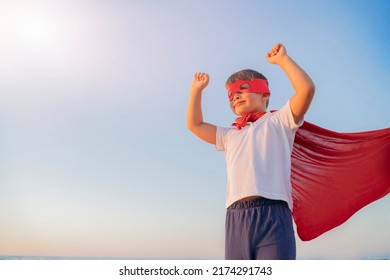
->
xmin=266 ymin=43 xmax=287 ymax=65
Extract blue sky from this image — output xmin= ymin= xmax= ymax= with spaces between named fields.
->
xmin=0 ymin=0 xmax=389 ymax=259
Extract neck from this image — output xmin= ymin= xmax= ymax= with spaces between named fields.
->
xmin=232 ymin=111 xmax=267 ymax=130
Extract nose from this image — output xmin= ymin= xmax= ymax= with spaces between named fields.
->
xmin=233 ymin=92 xmax=242 ymax=100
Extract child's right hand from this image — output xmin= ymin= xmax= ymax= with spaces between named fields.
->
xmin=191 ymin=72 xmax=209 ymax=92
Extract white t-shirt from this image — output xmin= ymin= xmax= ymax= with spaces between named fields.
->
xmin=216 ymin=101 xmax=303 ymax=210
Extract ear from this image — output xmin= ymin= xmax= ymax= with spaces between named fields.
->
xmin=261 ymin=94 xmax=270 ymax=102
xmin=262 ymin=94 xmax=270 ymax=108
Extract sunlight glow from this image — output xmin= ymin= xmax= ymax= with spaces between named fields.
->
xmin=11 ymin=12 xmax=67 ymax=54
xmin=0 ymin=2 xmax=79 ymax=59
xmin=16 ymin=16 xmax=57 ymax=48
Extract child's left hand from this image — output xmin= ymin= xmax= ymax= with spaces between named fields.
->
xmin=266 ymin=43 xmax=287 ymax=64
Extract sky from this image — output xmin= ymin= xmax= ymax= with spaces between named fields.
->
xmin=0 ymin=0 xmax=389 ymax=259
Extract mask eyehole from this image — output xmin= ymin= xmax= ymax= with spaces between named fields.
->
xmin=239 ymin=83 xmax=250 ymax=90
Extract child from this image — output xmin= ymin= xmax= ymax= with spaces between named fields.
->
xmin=186 ymin=43 xmax=315 ymax=260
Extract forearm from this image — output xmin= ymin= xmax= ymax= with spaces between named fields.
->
xmin=276 ymin=54 xmax=315 ymax=123
xmin=186 ymin=88 xmax=204 ymax=131
xmin=186 ymin=72 xmax=216 ymax=144
xmin=186 ymin=88 xmax=216 ymax=144
xmin=278 ymin=55 xmax=315 ymax=95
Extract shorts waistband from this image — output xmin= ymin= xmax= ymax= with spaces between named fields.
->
xmin=227 ymin=197 xmax=286 ymax=210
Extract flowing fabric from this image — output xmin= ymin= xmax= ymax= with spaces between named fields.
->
xmin=291 ymin=121 xmax=390 ymax=241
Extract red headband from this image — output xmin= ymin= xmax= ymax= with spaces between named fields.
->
xmin=227 ymin=78 xmax=270 ymax=102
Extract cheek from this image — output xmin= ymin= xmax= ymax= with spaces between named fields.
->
xmin=245 ymin=96 xmax=257 ymax=105
xmin=253 ymin=95 xmax=264 ymax=105
xmin=229 ymin=103 xmax=241 ymax=116
xmin=229 ymin=103 xmax=236 ymax=113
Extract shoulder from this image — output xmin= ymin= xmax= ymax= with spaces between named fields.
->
xmin=216 ymin=126 xmax=234 ymax=151
xmin=217 ymin=125 xmax=233 ymax=135
xmin=268 ymin=100 xmax=303 ymax=129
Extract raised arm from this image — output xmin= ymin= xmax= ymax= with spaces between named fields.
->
xmin=186 ymin=72 xmax=217 ymax=145
xmin=266 ymin=44 xmax=315 ymax=124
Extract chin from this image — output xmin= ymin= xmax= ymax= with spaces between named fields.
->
xmin=234 ymin=110 xmax=245 ymax=116
xmin=235 ymin=109 xmax=254 ymax=116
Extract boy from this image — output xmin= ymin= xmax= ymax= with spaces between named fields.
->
xmin=186 ymin=43 xmax=315 ymax=260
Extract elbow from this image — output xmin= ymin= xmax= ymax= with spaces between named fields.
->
xmin=306 ymin=82 xmax=316 ymax=100
xmin=187 ymin=122 xmax=204 ymax=138
xmin=186 ymin=123 xmax=192 ymax=132
xmin=186 ymin=122 xmax=197 ymax=134
xmin=310 ymin=82 xmax=316 ymax=95
xmin=187 ymin=124 xmax=195 ymax=134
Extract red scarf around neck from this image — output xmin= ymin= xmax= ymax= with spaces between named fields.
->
xmin=232 ymin=112 xmax=267 ymax=130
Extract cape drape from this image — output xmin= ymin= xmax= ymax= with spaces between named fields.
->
xmin=291 ymin=121 xmax=390 ymax=241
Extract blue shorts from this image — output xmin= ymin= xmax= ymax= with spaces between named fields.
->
xmin=225 ymin=197 xmax=296 ymax=260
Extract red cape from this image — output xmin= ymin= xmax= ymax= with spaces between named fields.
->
xmin=291 ymin=121 xmax=390 ymax=241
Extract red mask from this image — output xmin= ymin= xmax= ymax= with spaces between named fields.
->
xmin=226 ymin=78 xmax=270 ymax=102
